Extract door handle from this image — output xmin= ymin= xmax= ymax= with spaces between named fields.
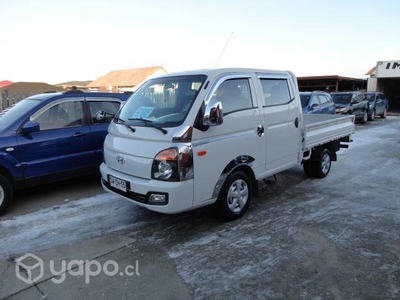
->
xmin=257 ymin=124 xmax=264 ymax=137
xmin=72 ymin=132 xmax=86 ymax=138
xmin=294 ymin=117 xmax=299 ymax=128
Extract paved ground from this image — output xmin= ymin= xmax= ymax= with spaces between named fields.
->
xmin=0 ymin=116 xmax=399 ymax=300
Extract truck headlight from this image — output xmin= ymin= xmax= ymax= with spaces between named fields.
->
xmin=152 ymin=148 xmax=179 ymax=181
xmin=151 ymin=146 xmax=193 ymax=182
xmin=155 ymin=161 xmax=174 ymax=180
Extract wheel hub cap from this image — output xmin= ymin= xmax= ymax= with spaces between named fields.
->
xmin=227 ymin=179 xmax=248 ymax=213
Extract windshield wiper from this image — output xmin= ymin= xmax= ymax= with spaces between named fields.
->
xmin=128 ymin=118 xmax=168 ymax=135
xmin=114 ymin=117 xmax=136 ymax=133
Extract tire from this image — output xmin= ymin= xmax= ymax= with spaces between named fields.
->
xmin=380 ymin=108 xmax=387 ymax=118
xmin=0 ymin=174 xmax=13 ymax=215
xmin=368 ymin=109 xmax=375 ymax=121
xmin=217 ymin=171 xmax=252 ymax=221
xmin=311 ymin=149 xmax=332 ymax=178
xmin=303 ymin=160 xmax=314 ymax=177
xmin=360 ymin=110 xmax=368 ymax=124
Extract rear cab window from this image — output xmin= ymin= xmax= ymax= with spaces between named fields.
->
xmin=260 ymin=78 xmax=292 ymax=106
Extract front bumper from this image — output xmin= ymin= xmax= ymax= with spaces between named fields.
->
xmin=100 ymin=163 xmax=194 ymax=214
xmin=335 ymin=108 xmax=348 ymax=114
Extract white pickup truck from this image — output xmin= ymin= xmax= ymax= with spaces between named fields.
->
xmin=100 ymin=68 xmax=355 ymax=220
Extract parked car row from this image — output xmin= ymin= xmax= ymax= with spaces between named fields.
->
xmin=300 ymin=90 xmax=389 ymax=124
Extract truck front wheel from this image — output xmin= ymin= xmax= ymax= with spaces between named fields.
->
xmin=0 ymin=174 xmax=13 ymax=215
xmin=312 ymin=149 xmax=332 ymax=178
xmin=217 ymin=171 xmax=252 ymax=221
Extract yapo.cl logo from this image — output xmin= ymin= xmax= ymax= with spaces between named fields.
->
xmin=15 ymin=253 xmax=44 ymax=284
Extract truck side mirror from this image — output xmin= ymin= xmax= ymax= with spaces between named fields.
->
xmin=203 ymin=98 xmax=223 ymax=127
xmin=21 ymin=121 xmax=40 ymax=134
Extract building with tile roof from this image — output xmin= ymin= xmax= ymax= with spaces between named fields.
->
xmin=0 ymin=82 xmax=64 ymax=109
xmin=87 ymin=66 xmax=167 ymax=91
xmin=55 ymin=80 xmax=93 ymax=90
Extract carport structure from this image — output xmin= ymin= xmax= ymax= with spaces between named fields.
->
xmin=297 ymin=75 xmax=367 ymax=92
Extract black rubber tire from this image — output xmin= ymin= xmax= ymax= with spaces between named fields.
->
xmin=360 ymin=110 xmax=368 ymax=124
xmin=380 ymin=108 xmax=387 ymax=118
xmin=368 ymin=109 xmax=375 ymax=121
xmin=311 ymin=149 xmax=332 ymax=178
xmin=303 ymin=160 xmax=314 ymax=177
xmin=0 ymin=174 xmax=13 ymax=215
xmin=217 ymin=171 xmax=252 ymax=221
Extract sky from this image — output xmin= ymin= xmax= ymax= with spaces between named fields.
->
xmin=1 ymin=0 xmax=399 ymax=84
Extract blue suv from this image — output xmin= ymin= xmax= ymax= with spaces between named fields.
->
xmin=300 ymin=91 xmax=335 ymax=114
xmin=364 ymin=92 xmax=389 ymax=120
xmin=0 ymin=90 xmax=131 ymax=214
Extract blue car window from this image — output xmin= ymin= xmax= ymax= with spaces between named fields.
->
xmin=32 ymin=101 xmax=83 ymax=130
xmin=309 ymin=95 xmax=319 ymax=106
xmin=89 ymin=100 xmax=121 ymax=124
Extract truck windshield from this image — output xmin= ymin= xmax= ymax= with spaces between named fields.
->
xmin=331 ymin=94 xmax=352 ymax=104
xmin=117 ymin=75 xmax=207 ymax=127
xmin=0 ymin=99 xmax=41 ymax=131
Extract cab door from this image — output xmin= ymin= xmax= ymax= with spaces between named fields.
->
xmin=191 ymin=75 xmax=264 ymax=204
xmin=258 ymin=75 xmax=302 ymax=172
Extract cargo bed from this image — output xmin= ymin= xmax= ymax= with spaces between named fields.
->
xmin=302 ymin=114 xmax=355 ymax=150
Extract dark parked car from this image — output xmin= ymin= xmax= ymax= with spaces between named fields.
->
xmin=331 ymin=91 xmax=369 ymax=124
xmin=363 ymin=92 xmax=389 ymax=120
xmin=0 ymin=90 xmax=131 ymax=214
xmin=300 ymin=91 xmax=335 ymax=114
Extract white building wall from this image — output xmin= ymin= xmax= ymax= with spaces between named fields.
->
xmin=367 ymin=77 xmax=377 ymax=91
xmin=376 ymin=61 xmax=400 ymax=78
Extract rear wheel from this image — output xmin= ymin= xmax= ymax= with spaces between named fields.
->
xmin=217 ymin=171 xmax=252 ymax=221
xmin=312 ymin=149 xmax=332 ymax=178
xmin=380 ymin=108 xmax=387 ymax=118
xmin=0 ymin=174 xmax=13 ymax=215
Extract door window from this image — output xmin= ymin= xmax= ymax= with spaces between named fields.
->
xmin=309 ymin=96 xmax=320 ymax=106
xmin=31 ymin=101 xmax=83 ymax=130
xmin=88 ymin=100 xmax=121 ymax=124
xmin=214 ymin=79 xmax=253 ymax=115
xmin=260 ymin=79 xmax=291 ymax=106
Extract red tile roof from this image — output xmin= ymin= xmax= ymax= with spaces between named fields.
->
xmin=87 ymin=66 xmax=167 ymax=88
xmin=365 ymin=66 xmax=376 ymax=76
xmin=0 ymin=80 xmax=13 ymax=88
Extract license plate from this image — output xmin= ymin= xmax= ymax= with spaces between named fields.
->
xmin=109 ymin=175 xmax=127 ymax=192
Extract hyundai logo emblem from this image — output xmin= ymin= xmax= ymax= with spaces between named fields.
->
xmin=116 ymin=156 xmax=125 ymax=164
